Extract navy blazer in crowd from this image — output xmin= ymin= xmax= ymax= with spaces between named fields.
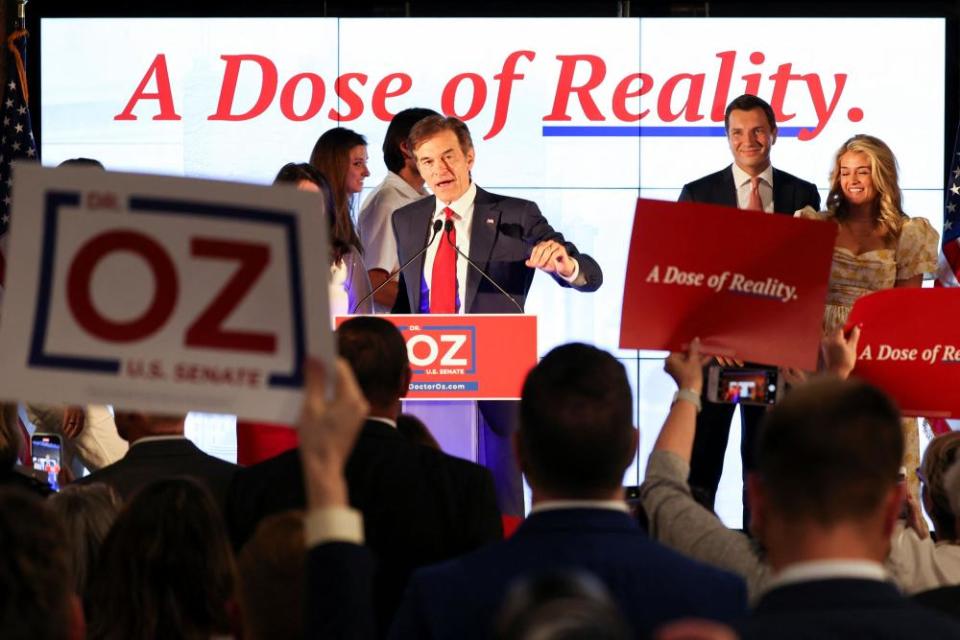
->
xmin=228 ymin=419 xmax=502 ymax=637
xmin=678 ymin=165 xmax=821 ymax=215
xmin=389 ymin=508 xmax=747 ymax=639
xmin=739 ymin=578 xmax=960 ymax=639
xmin=77 ymin=437 xmax=237 ymax=511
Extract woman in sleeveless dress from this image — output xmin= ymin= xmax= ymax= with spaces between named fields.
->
xmin=797 ymin=134 xmax=938 ymax=513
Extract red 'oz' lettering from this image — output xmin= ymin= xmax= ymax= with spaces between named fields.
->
xmin=185 ymin=238 xmax=277 ymax=354
xmin=67 ymin=230 xmax=178 ymax=342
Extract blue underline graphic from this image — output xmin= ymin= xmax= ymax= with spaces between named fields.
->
xmin=542 ymin=126 xmax=812 ymax=138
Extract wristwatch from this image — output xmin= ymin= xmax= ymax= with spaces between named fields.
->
xmin=671 ymin=388 xmax=702 ymax=413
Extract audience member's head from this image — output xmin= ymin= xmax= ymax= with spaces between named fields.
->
xmin=274 ymin=161 xmax=348 ymax=264
xmin=0 ymin=488 xmax=84 ymax=640
xmin=237 ymin=510 xmax=305 ymax=640
xmin=946 ymin=459 xmax=960 ymax=534
xmin=48 ymin=483 xmax=122 ymax=602
xmin=396 ymin=413 xmax=441 ymax=450
xmin=383 ymin=107 xmax=439 ymax=174
xmin=86 ymin=478 xmax=237 ymax=640
xmin=494 ymin=570 xmax=630 ymax=640
xmin=336 ymin=316 xmax=411 ymax=416
xmin=309 ymin=127 xmax=367 ymax=255
xmin=111 ymin=411 xmax=184 ymax=444
xmin=749 ymin=378 xmax=903 ymax=566
xmin=919 ymin=431 xmax=960 ymax=541
xmin=58 ymin=157 xmax=105 ymax=169
xmin=517 ymin=343 xmax=637 ymax=501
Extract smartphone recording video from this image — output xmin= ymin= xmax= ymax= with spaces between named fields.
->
xmin=706 ymin=365 xmax=783 ymax=406
xmin=30 ymin=433 xmax=62 ymax=492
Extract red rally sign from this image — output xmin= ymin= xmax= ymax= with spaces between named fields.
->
xmin=846 ymin=288 xmax=960 ymax=418
xmin=335 ymin=314 xmax=537 ymax=400
xmin=620 ymin=198 xmax=837 ymax=370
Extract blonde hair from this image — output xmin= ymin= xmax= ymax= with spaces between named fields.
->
xmin=826 ymin=134 xmax=906 ymax=239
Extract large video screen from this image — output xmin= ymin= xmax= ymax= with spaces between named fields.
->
xmin=41 ymin=17 xmax=945 ymax=523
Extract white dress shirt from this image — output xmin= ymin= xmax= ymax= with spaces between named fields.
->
xmin=768 ymin=559 xmax=890 ymax=591
xmin=531 ymin=498 xmax=630 ymax=514
xmin=358 ymin=172 xmax=428 ymax=313
xmin=421 ymin=181 xmax=477 ymax=314
xmin=732 ymin=163 xmax=774 ymax=213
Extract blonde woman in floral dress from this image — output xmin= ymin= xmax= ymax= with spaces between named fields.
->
xmin=797 ymin=134 xmax=938 ymax=514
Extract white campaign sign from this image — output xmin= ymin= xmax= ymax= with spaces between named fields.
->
xmin=0 ymin=164 xmax=332 ymax=422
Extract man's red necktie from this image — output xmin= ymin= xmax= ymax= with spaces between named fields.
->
xmin=430 ymin=207 xmax=457 ymax=313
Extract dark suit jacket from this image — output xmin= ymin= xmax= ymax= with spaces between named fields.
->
xmin=913 ymin=584 xmax=960 ymax=622
xmin=76 ymin=437 xmax=237 ymax=509
xmin=739 ymin=578 xmax=960 ymax=639
xmin=679 ymin=165 xmax=821 ymax=214
xmin=307 ymin=542 xmax=376 ymax=640
xmin=227 ymin=419 xmax=502 ymax=636
xmin=391 ymin=187 xmax=602 ymax=314
xmin=389 ymin=508 xmax=747 ymax=639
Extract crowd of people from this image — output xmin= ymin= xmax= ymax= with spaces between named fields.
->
xmin=2 ymin=95 xmax=960 ymax=639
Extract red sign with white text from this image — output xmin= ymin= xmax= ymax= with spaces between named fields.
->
xmin=620 ymin=198 xmax=837 ymax=369
xmin=335 ymin=314 xmax=537 ymax=400
xmin=846 ymin=288 xmax=960 ymax=418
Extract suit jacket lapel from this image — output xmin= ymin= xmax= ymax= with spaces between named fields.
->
xmin=403 ymin=198 xmax=436 ymax=313
xmin=720 ymin=166 xmax=739 ymax=208
xmin=771 ymin=168 xmax=794 ymax=215
xmin=465 ymin=188 xmax=500 ymax=312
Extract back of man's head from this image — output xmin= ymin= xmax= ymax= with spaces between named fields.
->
xmin=0 ymin=488 xmax=81 ymax=640
xmin=238 ymin=510 xmax=305 ymax=640
xmin=383 ymin=107 xmax=438 ymax=173
xmin=756 ymin=378 xmax=902 ymax=527
xmin=336 ymin=316 xmax=408 ymax=408
xmin=112 ymin=411 xmax=184 ymax=443
xmin=519 ymin=343 xmax=635 ymax=499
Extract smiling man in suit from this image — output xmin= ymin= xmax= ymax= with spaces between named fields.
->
xmin=391 ymin=115 xmax=603 ymax=515
xmin=678 ymin=94 xmax=821 ymax=522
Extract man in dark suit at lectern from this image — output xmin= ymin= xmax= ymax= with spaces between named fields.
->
xmin=678 ymin=94 xmax=821 ymax=521
xmin=391 ymin=115 xmax=603 ymax=515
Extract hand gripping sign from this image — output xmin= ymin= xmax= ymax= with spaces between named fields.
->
xmin=0 ymin=164 xmax=332 ymax=423
xmin=620 ymin=199 xmax=837 ymax=370
xmin=846 ymin=288 xmax=960 ymax=418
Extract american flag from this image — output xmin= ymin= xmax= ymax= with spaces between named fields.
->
xmin=938 ymin=127 xmax=960 ymax=288
xmin=930 ymin=127 xmax=960 ymax=434
xmin=0 ymin=28 xmax=38 ymax=288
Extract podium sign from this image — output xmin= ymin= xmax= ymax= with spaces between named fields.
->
xmin=336 ymin=314 xmax=537 ymax=400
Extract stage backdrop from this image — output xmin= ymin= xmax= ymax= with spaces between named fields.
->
xmin=40 ymin=17 xmax=944 ymax=525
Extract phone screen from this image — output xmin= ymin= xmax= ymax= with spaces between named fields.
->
xmin=31 ymin=434 xmax=62 ymax=491
xmin=715 ymin=367 xmax=780 ymax=405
